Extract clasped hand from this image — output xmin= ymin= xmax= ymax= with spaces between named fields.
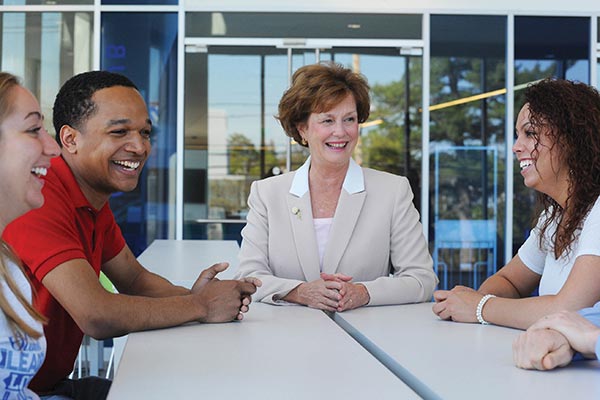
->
xmin=432 ymin=285 xmax=482 ymax=323
xmin=513 ymin=311 xmax=600 ymax=370
xmin=191 ymin=262 xmax=262 ymax=323
xmin=293 ymin=272 xmax=369 ymax=312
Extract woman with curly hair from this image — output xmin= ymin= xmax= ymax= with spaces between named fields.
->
xmin=432 ymin=78 xmax=600 ymax=329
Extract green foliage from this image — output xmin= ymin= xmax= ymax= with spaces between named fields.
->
xmin=210 ymin=132 xmax=289 ymax=214
xmin=362 ymin=57 xmax=423 ymax=179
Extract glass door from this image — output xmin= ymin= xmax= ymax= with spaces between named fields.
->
xmin=183 ymin=44 xmax=302 ymax=240
xmin=183 ymin=40 xmax=423 ymax=241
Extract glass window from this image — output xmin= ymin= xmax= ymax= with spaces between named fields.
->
xmin=0 ymin=1 xmax=92 ymax=4
xmin=430 ymin=15 xmax=507 ymax=289
xmin=0 ymin=11 xmax=93 ymax=133
xmin=102 ymin=0 xmax=176 ymax=4
xmin=102 ymin=12 xmax=177 ymax=256
xmin=186 ymin=12 xmax=421 ymax=39
xmin=513 ymin=16 xmax=589 ymax=255
xmin=183 ymin=47 xmax=290 ymax=240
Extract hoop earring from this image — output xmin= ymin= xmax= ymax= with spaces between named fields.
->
xmin=301 ymin=138 xmax=307 ymax=146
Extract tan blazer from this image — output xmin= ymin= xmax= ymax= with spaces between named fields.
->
xmin=235 ymin=166 xmax=437 ymax=306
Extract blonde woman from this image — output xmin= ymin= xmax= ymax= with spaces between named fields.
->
xmin=0 ymin=72 xmax=60 ymax=398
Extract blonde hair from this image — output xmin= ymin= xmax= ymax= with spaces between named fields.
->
xmin=0 ymin=242 xmax=46 ymax=339
xmin=0 ymin=72 xmax=19 ymax=123
xmin=0 ymin=72 xmax=46 ymax=339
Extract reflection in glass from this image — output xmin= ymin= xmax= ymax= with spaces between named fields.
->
xmin=434 ymin=147 xmax=498 ymax=289
xmin=0 ymin=0 xmax=92 ymax=4
xmin=0 ymin=11 xmax=93 ymax=134
xmin=430 ymin=15 xmax=506 ymax=289
xmin=102 ymin=12 xmax=178 ymax=255
xmin=513 ymin=16 xmax=589 ymax=254
xmin=184 ymin=47 xmax=291 ymax=239
xmin=103 ymin=0 xmax=176 ymax=4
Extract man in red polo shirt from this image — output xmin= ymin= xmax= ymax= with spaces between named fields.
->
xmin=3 ymin=71 xmax=260 ymax=399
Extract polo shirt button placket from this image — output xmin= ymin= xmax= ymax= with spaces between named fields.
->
xmin=86 ymin=207 xmax=97 ymax=249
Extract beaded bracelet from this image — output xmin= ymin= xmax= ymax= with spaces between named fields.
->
xmin=476 ymin=294 xmax=496 ymax=325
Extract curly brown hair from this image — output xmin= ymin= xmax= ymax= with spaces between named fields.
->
xmin=524 ymin=78 xmax=600 ymax=258
xmin=276 ymin=62 xmax=370 ymax=147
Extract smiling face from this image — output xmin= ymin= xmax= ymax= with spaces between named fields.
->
xmin=0 ymin=85 xmax=60 ymax=231
xmin=60 ymin=85 xmax=152 ymax=209
xmin=298 ymin=93 xmax=359 ymax=171
xmin=513 ymin=103 xmax=570 ymax=205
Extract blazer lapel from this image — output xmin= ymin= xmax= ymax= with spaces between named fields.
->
xmin=322 ymin=189 xmax=366 ymax=274
xmin=287 ymin=192 xmax=321 ymax=282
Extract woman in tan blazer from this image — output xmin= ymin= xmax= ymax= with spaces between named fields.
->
xmin=235 ymin=63 xmax=437 ymax=312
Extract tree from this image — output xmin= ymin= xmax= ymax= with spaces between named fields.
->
xmin=228 ymin=133 xmax=259 ymax=176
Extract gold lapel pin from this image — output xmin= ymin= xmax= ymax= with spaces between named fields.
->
xmin=291 ymin=206 xmax=302 ymax=220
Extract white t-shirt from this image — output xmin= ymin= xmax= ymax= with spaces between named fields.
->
xmin=518 ymin=197 xmax=600 ymax=295
xmin=0 ymin=258 xmax=46 ymax=400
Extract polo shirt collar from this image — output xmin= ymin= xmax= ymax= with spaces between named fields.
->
xmin=52 ymin=156 xmax=101 ymax=212
xmin=289 ymin=156 xmax=365 ymax=197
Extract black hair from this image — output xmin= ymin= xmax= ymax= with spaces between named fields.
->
xmin=53 ymin=70 xmax=138 ymax=145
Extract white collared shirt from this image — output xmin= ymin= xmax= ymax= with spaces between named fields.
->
xmin=289 ymin=156 xmax=365 ymax=197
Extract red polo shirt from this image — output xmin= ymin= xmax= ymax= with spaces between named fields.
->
xmin=3 ymin=156 xmax=126 ymax=393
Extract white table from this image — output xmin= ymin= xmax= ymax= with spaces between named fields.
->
xmin=334 ymin=303 xmax=600 ymax=400
xmin=107 ymin=304 xmax=418 ymax=399
xmin=137 ymin=239 xmax=241 ymax=286
xmin=110 ymin=240 xmax=242 ymax=373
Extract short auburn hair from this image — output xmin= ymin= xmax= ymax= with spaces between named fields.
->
xmin=276 ymin=62 xmax=370 ymax=147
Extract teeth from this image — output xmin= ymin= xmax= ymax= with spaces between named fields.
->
xmin=327 ymin=143 xmax=346 ymax=148
xmin=519 ymin=160 xmax=533 ymax=170
xmin=31 ymin=167 xmax=47 ymax=177
xmin=113 ymin=160 xmax=141 ymax=170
